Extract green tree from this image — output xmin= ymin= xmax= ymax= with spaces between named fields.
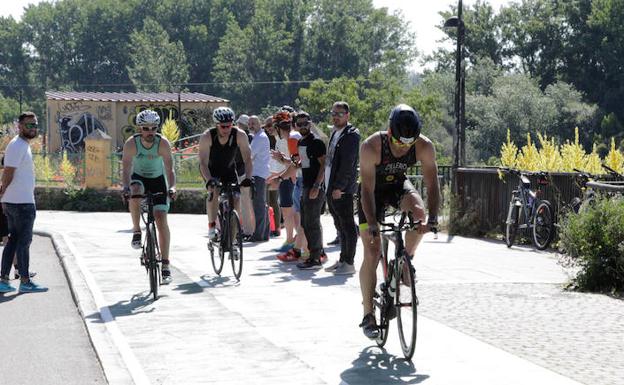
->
xmin=126 ymin=18 xmax=190 ymax=92
xmin=0 ymin=16 xmax=30 ymax=100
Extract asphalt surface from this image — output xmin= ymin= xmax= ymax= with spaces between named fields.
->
xmin=0 ymin=235 xmax=106 ymax=384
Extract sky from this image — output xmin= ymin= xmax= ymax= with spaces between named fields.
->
xmin=3 ymin=0 xmax=513 ymax=72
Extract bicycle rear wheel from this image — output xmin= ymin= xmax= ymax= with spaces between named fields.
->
xmin=505 ymin=203 xmax=519 ymax=247
xmin=230 ymin=211 xmax=244 ymax=280
xmin=146 ymin=226 xmax=159 ymax=301
xmin=533 ymin=200 xmax=554 ymax=250
xmin=396 ymin=256 xmax=417 ymax=360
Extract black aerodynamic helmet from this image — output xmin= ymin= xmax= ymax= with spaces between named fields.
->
xmin=388 ymin=104 xmax=422 ymax=145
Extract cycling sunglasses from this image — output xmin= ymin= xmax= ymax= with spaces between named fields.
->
xmin=141 ymin=126 xmax=158 ymax=131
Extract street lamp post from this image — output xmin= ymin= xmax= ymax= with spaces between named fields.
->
xmin=444 ymin=0 xmax=466 ymax=195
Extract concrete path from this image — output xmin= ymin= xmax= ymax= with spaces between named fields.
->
xmin=32 ymin=211 xmax=623 ymax=385
xmin=0 ymin=235 xmax=106 ymax=384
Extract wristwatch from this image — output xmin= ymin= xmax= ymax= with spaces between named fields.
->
xmin=312 ymin=182 xmax=322 ymax=189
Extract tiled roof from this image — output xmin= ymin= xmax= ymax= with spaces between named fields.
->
xmin=45 ymin=91 xmax=228 ymax=103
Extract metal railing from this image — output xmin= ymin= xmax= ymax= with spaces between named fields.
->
xmin=33 ymin=150 xmax=453 ymax=191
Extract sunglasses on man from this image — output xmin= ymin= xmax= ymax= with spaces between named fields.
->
xmin=295 ymin=121 xmax=310 ymax=128
xmin=390 ymin=135 xmax=416 ymax=148
xmin=141 ymin=126 xmax=158 ymax=131
xmin=24 ymin=123 xmax=38 ymax=129
xmin=330 ymin=111 xmax=347 ymax=117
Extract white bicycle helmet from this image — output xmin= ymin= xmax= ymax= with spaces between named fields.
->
xmin=136 ymin=110 xmax=161 ymax=126
xmin=212 ymin=106 xmax=235 ymax=123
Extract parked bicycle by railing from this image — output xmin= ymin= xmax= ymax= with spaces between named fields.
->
xmin=206 ymin=180 xmax=244 ymax=280
xmin=502 ymin=169 xmax=555 ymax=250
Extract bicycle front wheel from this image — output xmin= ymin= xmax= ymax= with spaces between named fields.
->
xmin=374 ymin=254 xmax=391 ymax=347
xmin=505 ymin=203 xmax=519 ymax=247
xmin=146 ymin=226 xmax=159 ymax=301
xmin=210 ymin=215 xmax=226 ymax=275
xmin=533 ymin=200 xmax=554 ymax=250
xmin=230 ymin=210 xmax=244 ymax=280
xmin=396 ymin=256 xmax=417 ymax=360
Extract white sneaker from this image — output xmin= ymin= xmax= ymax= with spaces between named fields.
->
xmin=208 ymin=227 xmax=216 ymax=240
xmin=333 ymin=263 xmax=355 ymax=275
xmin=324 ymin=261 xmax=343 ymax=272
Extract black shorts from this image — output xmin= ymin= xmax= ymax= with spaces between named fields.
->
xmin=130 ymin=173 xmax=169 ymax=211
xmin=357 ymin=179 xmax=418 ymax=225
xmin=207 ymin=167 xmax=240 ymax=193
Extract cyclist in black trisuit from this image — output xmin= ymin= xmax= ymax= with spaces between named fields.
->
xmin=198 ymin=107 xmax=253 ymax=239
xmin=357 ymin=104 xmax=440 ymax=339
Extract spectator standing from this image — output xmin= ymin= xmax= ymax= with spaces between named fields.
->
xmin=248 ymin=115 xmax=270 ymax=242
xmin=236 ymin=114 xmax=255 ymax=237
xmin=263 ymin=117 xmax=281 ymax=236
xmin=0 ymin=112 xmax=47 ymax=293
xmin=324 ymin=102 xmax=360 ymax=275
xmin=293 ymin=111 xmax=327 ymax=270
xmin=270 ymin=111 xmax=301 ymax=252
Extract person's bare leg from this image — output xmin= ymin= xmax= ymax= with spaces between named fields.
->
xmin=282 ymin=207 xmax=296 ymax=244
xmin=359 ymin=229 xmax=381 ymax=316
xmin=154 ymin=211 xmax=170 ymax=262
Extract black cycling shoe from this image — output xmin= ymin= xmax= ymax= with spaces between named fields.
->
xmin=359 ymin=313 xmax=380 ymax=339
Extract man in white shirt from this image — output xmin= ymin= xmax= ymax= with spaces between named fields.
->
xmin=0 ymin=112 xmax=48 ymax=293
xmin=248 ymin=115 xmax=271 ymax=242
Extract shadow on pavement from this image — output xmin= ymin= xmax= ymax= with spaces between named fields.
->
xmin=86 ymin=292 xmax=156 ymax=323
xmin=0 ymin=292 xmax=18 ymax=303
xmin=340 ymin=346 xmax=429 ymax=385
xmin=199 ymin=274 xmax=238 ymax=288
xmin=311 ymin=274 xmax=349 ymax=286
xmin=173 ymin=281 xmax=206 ymax=294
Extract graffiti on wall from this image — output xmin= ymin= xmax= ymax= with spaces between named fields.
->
xmin=58 ymin=110 xmax=108 ymax=153
xmin=56 ymin=101 xmax=111 ymax=152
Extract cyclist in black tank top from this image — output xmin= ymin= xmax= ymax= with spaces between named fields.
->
xmin=199 ymin=107 xmax=254 ymax=239
xmin=357 ymin=104 xmax=440 ymax=339
xmin=208 ymin=127 xmax=238 ymax=181
xmin=376 ymin=131 xmax=418 ymax=186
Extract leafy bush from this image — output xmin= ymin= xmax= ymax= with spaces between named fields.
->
xmin=559 ymin=196 xmax=624 ymax=294
xmin=448 ymin=194 xmax=485 ymax=237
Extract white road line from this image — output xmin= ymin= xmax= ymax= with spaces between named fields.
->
xmin=60 ymin=232 xmax=151 ymax=385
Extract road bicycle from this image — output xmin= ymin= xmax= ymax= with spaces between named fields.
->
xmin=131 ymin=190 xmax=166 ymax=301
xmin=207 ymin=181 xmax=244 ymax=280
xmin=373 ymin=211 xmax=436 ymax=360
xmin=503 ymin=169 xmax=555 ymax=250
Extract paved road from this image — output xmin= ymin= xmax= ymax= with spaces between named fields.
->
xmin=32 ymin=211 xmax=623 ymax=385
xmin=0 ymin=235 xmax=106 ymax=384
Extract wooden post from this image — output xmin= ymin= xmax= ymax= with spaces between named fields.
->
xmin=85 ymin=129 xmax=112 ymax=189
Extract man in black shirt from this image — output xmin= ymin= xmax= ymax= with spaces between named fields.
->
xmin=294 ymin=111 xmax=327 ymax=270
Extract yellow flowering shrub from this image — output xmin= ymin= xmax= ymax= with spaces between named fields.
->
xmin=536 ymin=133 xmax=562 ymax=171
xmin=59 ymin=152 xmax=77 ymax=189
xmin=604 ymin=138 xmax=624 ymax=173
xmin=516 ymin=133 xmax=539 ymax=171
xmin=498 ymin=126 xmax=624 ymax=175
xmin=500 ymin=129 xmax=518 ymax=169
xmin=560 ymin=128 xmax=587 ymax=172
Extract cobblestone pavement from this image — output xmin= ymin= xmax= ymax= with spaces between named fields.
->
xmin=418 ymin=283 xmax=624 ymax=385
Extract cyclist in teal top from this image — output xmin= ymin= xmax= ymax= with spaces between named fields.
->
xmin=122 ymin=109 xmax=177 ymax=283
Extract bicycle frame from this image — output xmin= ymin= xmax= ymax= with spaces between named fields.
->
xmin=509 ymin=171 xmax=544 ymax=231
